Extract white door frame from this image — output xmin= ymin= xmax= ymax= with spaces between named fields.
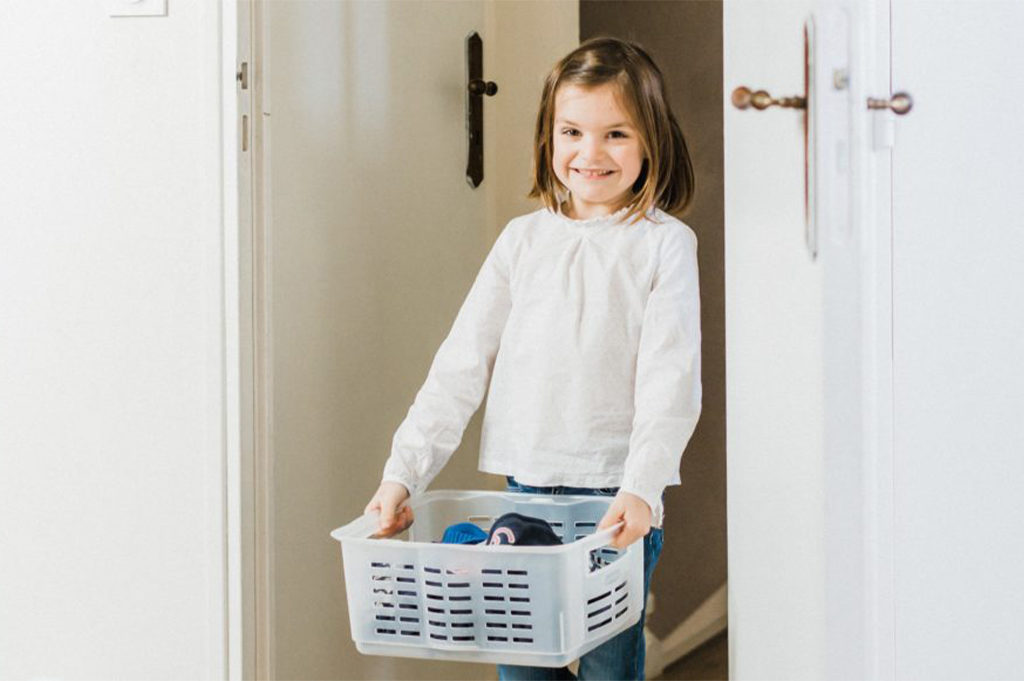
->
xmin=248 ymin=0 xmax=276 ymax=677
xmin=857 ymin=0 xmax=896 ymax=676
xmin=222 ymin=0 xmax=273 ymax=679
xmin=820 ymin=0 xmax=897 ymax=675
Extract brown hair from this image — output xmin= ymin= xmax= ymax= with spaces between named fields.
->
xmin=528 ymin=36 xmax=695 ymax=225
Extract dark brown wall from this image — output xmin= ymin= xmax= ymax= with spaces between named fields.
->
xmin=580 ymin=0 xmax=726 ymax=638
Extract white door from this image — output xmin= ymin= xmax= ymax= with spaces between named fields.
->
xmin=727 ymin=0 xmax=1024 ymax=678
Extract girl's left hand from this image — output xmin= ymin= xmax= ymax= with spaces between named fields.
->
xmin=597 ymin=491 xmax=652 ymax=549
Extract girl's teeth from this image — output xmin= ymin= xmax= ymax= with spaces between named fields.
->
xmin=577 ymin=169 xmax=613 ymax=178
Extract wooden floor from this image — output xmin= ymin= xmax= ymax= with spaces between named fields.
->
xmin=656 ymin=630 xmax=728 ymax=681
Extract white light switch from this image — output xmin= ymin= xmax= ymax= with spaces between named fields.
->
xmin=107 ymin=0 xmax=167 ymax=17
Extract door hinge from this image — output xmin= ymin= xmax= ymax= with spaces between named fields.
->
xmin=237 ymin=61 xmax=249 ymax=90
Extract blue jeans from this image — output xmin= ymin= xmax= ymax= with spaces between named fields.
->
xmin=496 ymin=476 xmax=664 ymax=681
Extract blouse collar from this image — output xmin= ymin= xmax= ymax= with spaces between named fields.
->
xmin=551 ymin=200 xmax=657 ymax=227
xmin=552 ymin=201 xmax=633 ymax=227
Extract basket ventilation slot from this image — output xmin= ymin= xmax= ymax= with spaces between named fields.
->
xmin=586 ymin=580 xmax=629 ymax=631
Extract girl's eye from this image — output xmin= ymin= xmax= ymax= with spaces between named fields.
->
xmin=560 ymin=128 xmax=628 ymax=138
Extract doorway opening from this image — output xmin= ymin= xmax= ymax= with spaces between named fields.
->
xmin=234 ymin=2 xmax=726 ymax=679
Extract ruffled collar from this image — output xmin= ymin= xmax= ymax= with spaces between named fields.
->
xmin=552 ymin=197 xmax=663 ymax=227
xmin=551 ymin=201 xmax=634 ymax=227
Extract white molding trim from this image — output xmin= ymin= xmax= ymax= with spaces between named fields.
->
xmin=225 ymin=0 xmax=271 ymax=678
xmin=250 ymin=1 xmax=276 ymax=677
xmin=645 ymin=583 xmax=728 ymax=679
xmin=861 ymin=0 xmax=896 ymax=677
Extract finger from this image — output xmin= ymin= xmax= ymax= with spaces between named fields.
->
xmin=379 ymin=503 xmax=396 ymax=530
xmin=611 ymin=514 xmax=640 ymax=549
xmin=611 ymin=527 xmax=640 ymax=550
xmin=608 ymin=523 xmax=625 ymax=549
xmin=627 ymin=511 xmax=651 ymax=536
xmin=597 ymin=506 xmax=622 ymax=531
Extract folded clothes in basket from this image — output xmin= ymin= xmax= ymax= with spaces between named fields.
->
xmin=440 ymin=522 xmax=489 ymax=545
xmin=439 ymin=513 xmax=611 ymax=570
xmin=485 ymin=512 xmax=562 ymax=546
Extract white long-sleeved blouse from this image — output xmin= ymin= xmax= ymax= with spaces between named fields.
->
xmin=381 ymin=203 xmax=701 ymax=526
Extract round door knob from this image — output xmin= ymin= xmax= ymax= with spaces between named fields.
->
xmin=866 ymin=91 xmax=913 ymax=115
xmin=468 ymin=79 xmax=498 ymax=96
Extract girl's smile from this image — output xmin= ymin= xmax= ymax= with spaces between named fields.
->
xmin=573 ymin=168 xmax=616 ymax=179
xmin=552 ymin=83 xmax=645 ymax=220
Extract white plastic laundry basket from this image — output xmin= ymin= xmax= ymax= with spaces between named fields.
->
xmin=329 ymin=489 xmax=644 ymax=667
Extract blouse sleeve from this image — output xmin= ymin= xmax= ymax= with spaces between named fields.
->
xmin=380 ymin=223 xmax=515 ymax=495
xmin=620 ymin=225 xmax=702 ymax=517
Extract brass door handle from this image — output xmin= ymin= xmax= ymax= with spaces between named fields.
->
xmin=866 ymin=92 xmax=913 ymax=115
xmin=729 ymin=11 xmax=910 ymax=261
xmin=729 ymin=18 xmax=815 ymax=258
xmin=731 ymin=86 xmax=806 ymax=111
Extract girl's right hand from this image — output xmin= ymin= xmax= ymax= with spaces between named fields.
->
xmin=364 ymin=481 xmax=413 ymax=538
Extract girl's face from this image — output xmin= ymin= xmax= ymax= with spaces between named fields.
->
xmin=551 ymin=83 xmax=645 ymax=220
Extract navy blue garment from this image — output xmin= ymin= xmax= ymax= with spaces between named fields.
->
xmin=440 ymin=522 xmax=489 ymax=545
xmin=497 ymin=476 xmax=664 ymax=681
xmin=487 ymin=512 xmax=562 ymax=546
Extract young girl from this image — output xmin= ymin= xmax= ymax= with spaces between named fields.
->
xmin=364 ymin=36 xmax=700 ymax=680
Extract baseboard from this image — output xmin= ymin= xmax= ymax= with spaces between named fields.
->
xmin=645 ymin=582 xmax=728 ymax=678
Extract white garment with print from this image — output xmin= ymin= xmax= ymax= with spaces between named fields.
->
xmin=381 ymin=204 xmax=702 ymax=526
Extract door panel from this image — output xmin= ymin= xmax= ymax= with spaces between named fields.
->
xmin=265 ymin=2 xmax=493 ymax=679
xmin=261 ymin=2 xmax=577 ymax=679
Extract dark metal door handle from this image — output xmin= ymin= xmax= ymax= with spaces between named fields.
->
xmin=466 ymin=32 xmax=498 ymax=188
xmin=468 ymin=79 xmax=498 ymax=97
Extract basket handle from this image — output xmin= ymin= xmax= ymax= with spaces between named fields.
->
xmin=330 ymin=510 xmax=381 ymax=541
xmin=573 ymin=521 xmax=624 ymax=552
xmin=330 ymin=499 xmax=414 ymax=541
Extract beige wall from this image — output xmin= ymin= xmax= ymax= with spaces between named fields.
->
xmin=580 ymin=0 xmax=727 ymax=638
xmin=486 ymin=0 xmax=580 ymax=239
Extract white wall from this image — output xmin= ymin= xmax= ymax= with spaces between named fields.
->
xmin=0 ymin=1 xmax=230 ymax=678
xmin=891 ymin=1 xmax=1024 ymax=677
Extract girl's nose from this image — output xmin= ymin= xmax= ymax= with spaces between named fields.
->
xmin=580 ymin=135 xmax=607 ymax=162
